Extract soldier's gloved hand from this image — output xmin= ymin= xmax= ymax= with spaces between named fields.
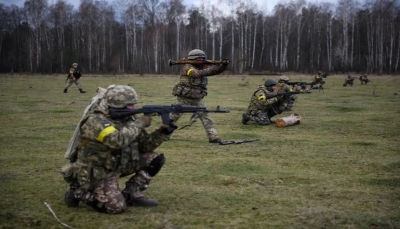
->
xmin=138 ymin=115 xmax=152 ymax=128
xmin=276 ymin=96 xmax=284 ymax=104
xmin=158 ymin=123 xmax=177 ymax=135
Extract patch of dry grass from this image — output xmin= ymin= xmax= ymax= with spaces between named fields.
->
xmin=0 ymin=73 xmax=399 ymax=229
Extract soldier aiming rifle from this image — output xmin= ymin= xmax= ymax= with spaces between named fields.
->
xmin=359 ymin=74 xmax=370 ymax=84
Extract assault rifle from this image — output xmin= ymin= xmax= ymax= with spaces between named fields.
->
xmin=109 ymin=105 xmax=230 ymax=133
xmin=169 ymin=58 xmax=230 ymax=66
xmin=286 ymin=82 xmax=312 ymax=86
xmin=219 ymin=138 xmax=260 ymax=145
xmin=266 ymin=91 xmax=300 ymax=99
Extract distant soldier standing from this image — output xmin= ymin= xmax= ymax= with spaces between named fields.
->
xmin=169 ymin=49 xmax=230 ymax=143
xmin=242 ymin=79 xmax=284 ymax=125
xmin=64 ymin=63 xmax=86 ymax=93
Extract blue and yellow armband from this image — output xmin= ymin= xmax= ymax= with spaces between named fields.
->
xmin=96 ymin=121 xmax=116 ymax=142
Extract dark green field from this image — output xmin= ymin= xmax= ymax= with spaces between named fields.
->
xmin=0 ymin=73 xmax=399 ymax=229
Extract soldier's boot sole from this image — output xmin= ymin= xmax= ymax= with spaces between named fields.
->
xmin=65 ymin=190 xmax=80 ymax=207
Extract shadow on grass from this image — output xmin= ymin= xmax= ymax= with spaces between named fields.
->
xmin=50 ymin=109 xmax=74 ymax=113
xmin=351 ymin=141 xmax=377 ymax=146
xmin=0 ymin=172 xmax=16 ymax=184
xmin=326 ymin=106 xmax=365 ymax=112
xmin=366 ymin=178 xmax=400 ymax=187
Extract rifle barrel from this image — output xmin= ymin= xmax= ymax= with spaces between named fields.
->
xmin=169 ymin=59 xmax=226 ymax=66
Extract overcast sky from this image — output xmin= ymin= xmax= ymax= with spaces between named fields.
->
xmin=1 ymin=0 xmax=337 ymax=13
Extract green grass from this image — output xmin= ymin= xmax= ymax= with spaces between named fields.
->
xmin=0 ymin=73 xmax=399 ymax=229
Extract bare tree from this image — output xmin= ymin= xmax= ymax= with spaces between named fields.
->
xmin=167 ymin=0 xmax=187 ymax=60
xmin=24 ymin=0 xmax=48 ymax=72
xmin=321 ymin=3 xmax=334 ymax=72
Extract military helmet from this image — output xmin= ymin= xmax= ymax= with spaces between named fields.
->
xmin=104 ymin=85 xmax=138 ymax=108
xmin=279 ymin=75 xmax=289 ymax=82
xmin=188 ymin=49 xmax=206 ymax=60
xmin=318 ymin=71 xmax=321 ymax=75
xmin=264 ymin=78 xmax=278 ymax=87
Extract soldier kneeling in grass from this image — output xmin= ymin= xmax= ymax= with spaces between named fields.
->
xmin=242 ymin=79 xmax=285 ymax=125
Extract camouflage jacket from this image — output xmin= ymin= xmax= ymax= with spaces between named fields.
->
xmin=171 ymin=64 xmax=227 ymax=100
xmin=276 ymin=82 xmax=292 ymax=93
xmin=69 ymin=68 xmax=81 ymax=79
xmin=72 ymin=102 xmax=167 ymax=190
xmin=314 ymin=75 xmax=322 ymax=83
xmin=246 ymin=86 xmax=279 ymax=115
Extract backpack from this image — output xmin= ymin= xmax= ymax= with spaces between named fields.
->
xmin=64 ymin=87 xmax=107 ymax=160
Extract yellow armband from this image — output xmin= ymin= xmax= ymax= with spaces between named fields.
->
xmin=257 ymin=95 xmax=266 ymax=101
xmin=187 ymin=68 xmax=195 ymax=76
xmin=96 ymin=122 xmax=117 ymax=142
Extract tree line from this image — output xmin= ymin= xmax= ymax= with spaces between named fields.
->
xmin=0 ymin=0 xmax=399 ymax=75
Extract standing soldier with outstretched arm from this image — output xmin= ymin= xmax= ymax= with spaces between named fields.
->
xmin=169 ymin=49 xmax=230 ymax=143
xmin=64 ymin=63 xmax=86 ymax=93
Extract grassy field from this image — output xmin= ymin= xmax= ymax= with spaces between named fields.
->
xmin=0 ymin=73 xmax=399 ymax=229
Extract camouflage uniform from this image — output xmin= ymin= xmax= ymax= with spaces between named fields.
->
xmin=242 ymin=79 xmax=283 ymax=125
xmin=359 ymin=74 xmax=370 ymax=84
xmin=277 ymin=76 xmax=297 ymax=111
xmin=311 ymin=71 xmax=325 ymax=89
xmin=170 ymin=50 xmax=228 ymax=143
xmin=62 ymin=85 xmax=169 ymax=214
xmin=64 ymin=63 xmax=85 ymax=93
xmin=293 ymin=83 xmax=309 ymax=93
xmin=343 ymin=75 xmax=355 ymax=87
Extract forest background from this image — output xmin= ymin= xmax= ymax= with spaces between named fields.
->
xmin=0 ymin=0 xmax=400 ymax=75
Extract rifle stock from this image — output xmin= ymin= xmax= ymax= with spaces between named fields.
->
xmin=169 ymin=59 xmax=229 ymax=66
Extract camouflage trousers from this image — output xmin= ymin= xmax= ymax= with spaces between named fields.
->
xmin=120 ymin=151 xmax=160 ymax=205
xmin=72 ymin=175 xmax=126 ymax=214
xmin=248 ymin=111 xmax=271 ymax=125
xmin=169 ymin=96 xmax=219 ymax=141
xmin=248 ymin=107 xmax=282 ymax=125
xmin=65 ymin=77 xmax=83 ymax=90
xmin=72 ymin=151 xmax=160 ymax=214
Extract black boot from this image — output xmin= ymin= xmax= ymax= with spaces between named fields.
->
xmin=242 ymin=113 xmax=250 ymax=124
xmin=128 ymin=196 xmax=158 ymax=207
xmin=209 ymin=138 xmax=222 ymax=143
xmin=79 ymin=89 xmax=86 ymax=93
xmin=64 ymin=189 xmax=79 ymax=207
xmin=122 ymin=170 xmax=158 ymax=207
xmin=122 ymin=188 xmax=158 ymax=207
xmin=63 ymin=88 xmax=68 ymax=93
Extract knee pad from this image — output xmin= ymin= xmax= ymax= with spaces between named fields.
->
xmin=147 ymin=154 xmax=166 ymax=177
